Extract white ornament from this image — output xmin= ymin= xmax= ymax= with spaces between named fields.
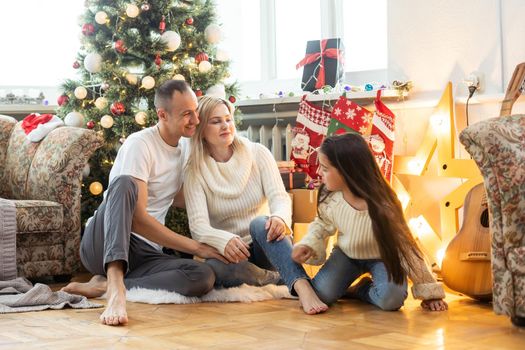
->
xmin=94 ymin=11 xmax=108 ymax=24
xmin=206 ymin=84 xmax=226 ymax=99
xmin=125 ymin=73 xmax=138 ymax=85
xmin=204 ymin=24 xmax=222 ymax=44
xmin=100 ymin=115 xmax=114 ymax=128
xmin=126 ymin=4 xmax=140 ymax=18
xmin=135 ymin=111 xmax=147 ymax=125
xmin=94 ymin=97 xmax=108 ymax=110
xmin=161 ymin=31 xmax=181 ymax=52
xmin=84 ymin=53 xmax=102 ymax=73
xmin=64 ymin=111 xmax=85 ymax=127
xmin=172 ymin=74 xmax=185 ymax=81
xmin=141 ymin=76 xmax=155 ymax=89
xmin=215 ymin=49 xmax=230 ymax=62
xmin=82 ymin=164 xmax=90 ymax=178
xmin=74 ymin=86 xmax=88 ymax=99
xmin=198 ymin=60 xmax=212 ymax=73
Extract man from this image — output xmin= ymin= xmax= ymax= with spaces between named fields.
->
xmin=62 ymin=80 xmax=226 ymax=326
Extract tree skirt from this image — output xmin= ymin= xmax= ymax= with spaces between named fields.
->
xmin=114 ymin=284 xmax=294 ymax=305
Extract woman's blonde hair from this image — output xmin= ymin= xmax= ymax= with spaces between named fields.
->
xmin=186 ymin=95 xmax=241 ymax=176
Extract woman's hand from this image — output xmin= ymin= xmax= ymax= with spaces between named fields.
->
xmin=291 ymin=244 xmax=315 ymax=264
xmin=421 ymin=299 xmax=448 ymax=311
xmin=224 ymin=237 xmax=251 ymax=263
xmin=195 ymin=243 xmax=229 ymax=264
xmin=266 ymin=216 xmax=286 ymax=242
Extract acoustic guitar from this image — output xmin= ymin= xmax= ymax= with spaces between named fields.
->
xmin=441 ymin=62 xmax=525 ymax=300
xmin=441 ymin=183 xmax=491 ymax=300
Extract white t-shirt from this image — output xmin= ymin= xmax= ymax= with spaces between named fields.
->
xmin=105 ymin=125 xmax=190 ymax=250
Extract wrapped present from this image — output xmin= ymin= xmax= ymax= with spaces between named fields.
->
xmin=280 ymin=171 xmax=307 ymax=190
xmin=326 ymin=95 xmax=373 ymax=136
xmin=296 ymin=38 xmax=345 ymax=92
xmin=290 ymin=96 xmax=331 ymax=179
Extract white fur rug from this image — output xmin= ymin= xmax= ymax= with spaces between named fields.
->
xmin=121 ymin=284 xmax=294 ymax=305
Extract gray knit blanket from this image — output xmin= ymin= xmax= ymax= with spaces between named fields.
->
xmin=0 ymin=198 xmax=17 ymax=281
xmin=0 ymin=277 xmax=102 ymax=313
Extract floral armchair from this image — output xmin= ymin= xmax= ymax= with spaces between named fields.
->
xmin=459 ymin=114 xmax=525 ymax=327
xmin=0 ymin=114 xmax=103 ymax=280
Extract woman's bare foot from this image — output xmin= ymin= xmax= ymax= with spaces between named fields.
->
xmin=294 ymin=279 xmax=328 ymax=315
xmin=100 ymin=261 xmax=128 ymax=326
xmin=61 ymin=275 xmax=107 ymax=298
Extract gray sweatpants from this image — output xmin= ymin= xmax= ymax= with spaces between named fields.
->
xmin=80 ymin=175 xmax=215 ymax=296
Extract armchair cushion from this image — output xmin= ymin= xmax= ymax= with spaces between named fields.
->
xmin=13 ymin=200 xmax=63 ymax=233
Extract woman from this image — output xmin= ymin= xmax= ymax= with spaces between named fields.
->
xmin=184 ymin=96 xmax=327 ymax=314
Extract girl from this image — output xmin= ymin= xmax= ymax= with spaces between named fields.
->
xmin=292 ymin=133 xmax=448 ymax=312
xmin=184 ymin=96 xmax=327 ymax=314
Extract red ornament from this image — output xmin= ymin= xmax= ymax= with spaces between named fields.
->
xmin=185 ymin=17 xmax=194 ymax=25
xmin=86 ymin=120 xmax=95 ymax=129
xmin=159 ymin=16 xmax=166 ymax=33
xmin=72 ymin=61 xmax=80 ymax=69
xmin=110 ymin=101 xmax=126 ymax=116
xmin=195 ymin=89 xmax=203 ymax=97
xmin=114 ymin=39 xmax=127 ymax=53
xmin=228 ymin=96 xmax=236 ymax=104
xmin=82 ymin=23 xmax=95 ymax=36
xmin=195 ymin=52 xmax=209 ymax=64
xmin=155 ymin=53 xmax=162 ymax=67
xmin=57 ymin=95 xmax=69 ymax=106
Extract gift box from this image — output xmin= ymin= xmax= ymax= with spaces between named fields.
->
xmin=280 ymin=171 xmax=307 ymax=190
xmin=296 ymin=38 xmax=345 ymax=92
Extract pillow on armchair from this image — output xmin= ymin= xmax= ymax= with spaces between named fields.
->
xmin=459 ymin=114 xmax=525 ymax=326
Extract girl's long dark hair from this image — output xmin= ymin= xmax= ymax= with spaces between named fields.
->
xmin=318 ymin=133 xmax=422 ymax=284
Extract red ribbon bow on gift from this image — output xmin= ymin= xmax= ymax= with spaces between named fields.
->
xmin=296 ymin=39 xmax=344 ymax=89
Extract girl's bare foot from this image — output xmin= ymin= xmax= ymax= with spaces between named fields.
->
xmin=294 ymin=279 xmax=328 ymax=315
xmin=61 ymin=275 xmax=107 ymax=298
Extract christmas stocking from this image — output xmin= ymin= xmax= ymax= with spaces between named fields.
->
xmin=369 ymin=90 xmax=396 ymax=182
xmin=327 ymin=95 xmax=373 ymax=136
xmin=290 ymin=96 xmax=331 ymax=179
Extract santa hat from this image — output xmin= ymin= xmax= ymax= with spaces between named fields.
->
xmin=22 ymin=113 xmax=64 ymax=142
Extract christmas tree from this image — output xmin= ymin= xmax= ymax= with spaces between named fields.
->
xmin=56 ymin=0 xmax=238 ymax=239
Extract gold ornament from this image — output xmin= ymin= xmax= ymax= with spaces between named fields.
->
xmin=89 ymin=181 xmax=103 ymax=195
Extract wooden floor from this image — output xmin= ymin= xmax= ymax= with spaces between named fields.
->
xmin=0 ymin=276 xmax=523 ymax=350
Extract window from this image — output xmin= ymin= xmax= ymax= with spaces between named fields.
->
xmin=0 ymin=0 xmax=84 ymax=87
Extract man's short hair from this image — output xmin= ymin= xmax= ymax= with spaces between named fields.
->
xmin=154 ymin=80 xmax=191 ymax=109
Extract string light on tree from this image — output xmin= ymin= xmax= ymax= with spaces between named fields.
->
xmin=126 ymin=4 xmax=140 ymax=18
xmin=74 ymin=86 xmax=88 ymax=99
xmin=89 ymin=181 xmax=103 ymax=195
xmin=141 ymin=76 xmax=155 ymax=89
xmin=94 ymin=11 xmax=108 ymax=24
xmin=100 ymin=115 xmax=114 ymax=128
xmin=94 ymin=97 xmax=108 ymax=109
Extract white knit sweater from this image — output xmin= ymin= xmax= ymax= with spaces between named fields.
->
xmin=184 ymin=137 xmax=292 ymax=255
xmin=298 ymin=191 xmax=445 ymax=300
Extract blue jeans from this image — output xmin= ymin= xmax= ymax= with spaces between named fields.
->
xmin=312 ymin=246 xmax=408 ymax=311
xmin=206 ymin=216 xmax=309 ymax=294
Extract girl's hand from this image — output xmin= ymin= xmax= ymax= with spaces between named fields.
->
xmin=224 ymin=237 xmax=250 ymax=263
xmin=266 ymin=216 xmax=286 ymax=242
xmin=292 ymin=244 xmax=315 ymax=264
xmin=421 ymin=299 xmax=448 ymax=311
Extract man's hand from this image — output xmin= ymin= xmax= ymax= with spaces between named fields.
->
xmin=266 ymin=216 xmax=286 ymax=242
xmin=224 ymin=237 xmax=251 ymax=263
xmin=291 ymin=244 xmax=315 ymax=264
xmin=195 ymin=243 xmax=229 ymax=264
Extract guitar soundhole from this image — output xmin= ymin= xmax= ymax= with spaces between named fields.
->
xmin=480 ymin=209 xmax=489 ymax=228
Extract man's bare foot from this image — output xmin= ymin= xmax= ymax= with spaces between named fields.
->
xmin=61 ymin=275 xmax=107 ymax=298
xmin=100 ymin=279 xmax=128 ymax=326
xmin=294 ymin=279 xmax=328 ymax=315
xmin=100 ymin=261 xmax=128 ymax=326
